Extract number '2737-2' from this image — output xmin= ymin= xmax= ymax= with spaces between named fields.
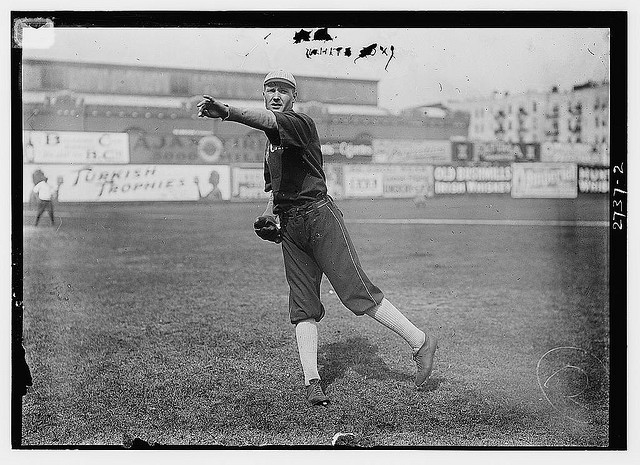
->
xmin=612 ymin=163 xmax=625 ymax=230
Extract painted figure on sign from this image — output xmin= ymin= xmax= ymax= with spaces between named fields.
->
xmin=195 ymin=170 xmax=223 ymax=202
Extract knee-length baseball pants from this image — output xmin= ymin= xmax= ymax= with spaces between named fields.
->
xmin=279 ymin=196 xmax=384 ymax=324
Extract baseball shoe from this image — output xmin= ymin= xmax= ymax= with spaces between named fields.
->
xmin=414 ymin=334 xmax=438 ymax=387
xmin=306 ymin=379 xmax=330 ymax=406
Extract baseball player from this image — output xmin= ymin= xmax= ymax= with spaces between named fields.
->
xmin=197 ymin=70 xmax=437 ymax=406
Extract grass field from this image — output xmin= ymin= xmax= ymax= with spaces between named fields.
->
xmin=20 ymin=195 xmax=610 ymax=447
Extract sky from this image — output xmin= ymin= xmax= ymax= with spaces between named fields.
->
xmin=21 ymin=26 xmax=610 ymax=112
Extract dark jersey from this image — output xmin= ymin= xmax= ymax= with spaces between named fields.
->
xmin=264 ymin=111 xmax=327 ymax=214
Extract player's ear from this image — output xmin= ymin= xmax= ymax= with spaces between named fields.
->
xmin=292 ymin=90 xmax=298 ymax=102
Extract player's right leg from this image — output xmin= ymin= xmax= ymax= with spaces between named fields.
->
xmin=35 ymin=200 xmax=46 ymax=226
xmin=281 ymin=217 xmax=329 ymax=405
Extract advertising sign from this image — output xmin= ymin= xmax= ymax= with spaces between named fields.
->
xmin=541 ymin=142 xmax=603 ymax=165
xmin=578 ymin=165 xmax=609 ymax=194
xmin=372 ymin=139 xmax=451 ymax=164
xmin=343 ymin=165 xmax=384 ymax=197
xmin=474 ymin=141 xmax=540 ymax=163
xmin=223 ymin=131 xmax=267 ymax=163
xmin=23 ymin=130 xmax=130 ymax=164
xmin=451 ymin=141 xmax=474 ymax=163
xmin=325 ymin=164 xmax=345 ymax=198
xmin=23 ymin=164 xmax=231 ymax=202
xmin=342 ymin=164 xmax=434 ymax=198
xmin=229 ymin=164 xmax=351 ymax=201
xmin=511 ymin=163 xmax=577 ymax=199
xmin=433 ymin=165 xmax=512 ymax=195
xmin=377 ymin=165 xmax=434 ymax=198
xmin=321 ymin=140 xmax=373 ymax=163
xmin=231 ymin=166 xmax=270 ymax=201
xmin=129 ymin=130 xmax=266 ymax=164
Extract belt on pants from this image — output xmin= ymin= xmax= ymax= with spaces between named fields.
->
xmin=280 ymin=196 xmax=331 ymax=219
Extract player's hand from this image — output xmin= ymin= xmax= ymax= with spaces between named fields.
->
xmin=254 ymin=215 xmax=282 ymax=244
xmin=197 ymin=95 xmax=230 ymax=119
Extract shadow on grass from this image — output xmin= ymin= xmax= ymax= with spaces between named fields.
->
xmin=418 ymin=375 xmax=444 ymax=392
xmin=318 ymin=336 xmax=413 ymax=386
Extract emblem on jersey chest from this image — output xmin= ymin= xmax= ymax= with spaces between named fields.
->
xmin=266 ymin=143 xmax=283 ymax=163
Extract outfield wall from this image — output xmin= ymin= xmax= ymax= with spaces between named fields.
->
xmin=23 ymin=130 xmax=609 ymax=202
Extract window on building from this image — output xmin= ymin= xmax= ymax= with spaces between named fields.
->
xmin=533 ymin=101 xmax=537 ymax=112
xmin=508 ymin=105 xmax=512 ymax=114
xmin=508 ymin=121 xmax=512 ymax=130
xmin=576 ymin=136 xmax=582 ymax=143
xmin=595 ymin=116 xmax=599 ymax=127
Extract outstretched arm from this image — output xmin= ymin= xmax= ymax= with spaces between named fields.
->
xmin=197 ymin=95 xmax=276 ymax=132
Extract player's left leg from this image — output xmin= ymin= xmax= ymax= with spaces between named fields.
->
xmin=366 ymin=299 xmax=438 ymax=387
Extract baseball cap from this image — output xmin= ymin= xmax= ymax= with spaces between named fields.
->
xmin=264 ymin=70 xmax=297 ymax=89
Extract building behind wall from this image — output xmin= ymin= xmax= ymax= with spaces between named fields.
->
xmin=449 ymin=81 xmax=609 ymax=162
xmin=21 ymin=59 xmax=469 ymax=165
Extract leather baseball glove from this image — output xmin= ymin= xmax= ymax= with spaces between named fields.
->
xmin=253 ymin=215 xmax=282 ymax=243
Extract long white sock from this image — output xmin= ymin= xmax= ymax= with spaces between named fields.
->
xmin=295 ymin=319 xmax=320 ymax=386
xmin=365 ymin=298 xmax=426 ymax=351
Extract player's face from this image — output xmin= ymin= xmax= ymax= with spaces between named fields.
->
xmin=263 ymin=81 xmax=296 ymax=112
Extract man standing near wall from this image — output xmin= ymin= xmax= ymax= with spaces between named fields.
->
xmin=196 ymin=70 xmax=437 ymax=406
xmin=32 ymin=171 xmax=59 ymax=227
